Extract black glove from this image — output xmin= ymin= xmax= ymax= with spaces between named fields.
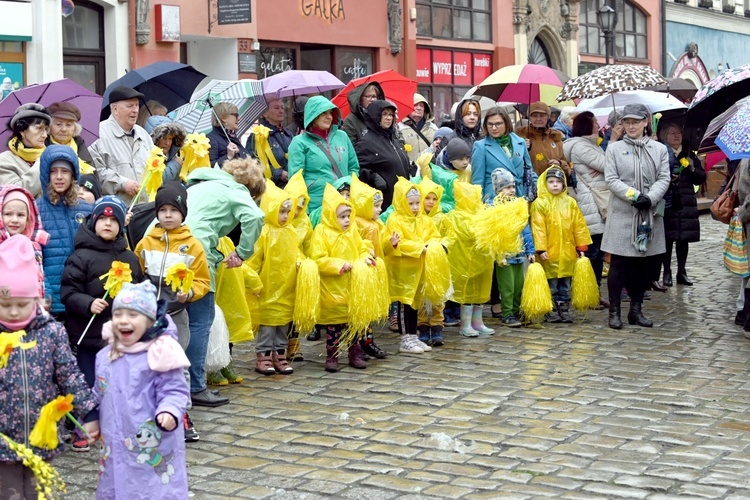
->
xmin=632 ymin=194 xmax=652 ymax=210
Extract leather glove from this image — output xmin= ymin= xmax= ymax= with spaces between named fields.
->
xmin=632 ymin=194 xmax=652 ymax=210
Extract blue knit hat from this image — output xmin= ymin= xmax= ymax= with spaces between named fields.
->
xmin=89 ymin=195 xmax=127 ymax=235
xmin=113 ymin=281 xmax=158 ymax=321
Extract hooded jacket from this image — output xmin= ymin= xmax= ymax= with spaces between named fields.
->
xmin=515 ymin=124 xmax=568 ymax=176
xmin=419 ymin=176 xmax=455 ymax=250
xmin=0 ymin=306 xmax=97 ymax=463
xmin=472 ymin=132 xmax=535 ymax=203
xmin=383 ymin=177 xmax=441 ymax=307
xmin=38 ymin=144 xmax=93 ymax=314
xmin=311 ymin=184 xmax=371 ymax=324
xmin=45 ymin=135 xmax=95 ymax=175
xmin=341 ymin=82 xmax=385 ymax=147
xmin=563 ymin=136 xmax=607 ymax=236
xmin=60 ymin=220 xmax=144 ymax=349
xmin=150 ymin=122 xmax=187 ymax=183
xmin=351 ymin=173 xmax=385 ymax=259
xmin=354 ymin=100 xmax=412 ymax=209
xmin=429 ymin=164 xmax=459 ymax=212
xmin=247 ymin=181 xmax=303 ymax=326
xmin=287 ymin=96 xmax=360 ymax=214
xmin=453 ymin=99 xmax=483 ymax=148
xmin=399 ymin=94 xmax=438 ymax=162
xmin=309 ymin=176 xmax=351 ymax=229
xmin=531 ymin=167 xmax=592 ymax=279
xmin=446 ymin=182 xmax=494 ymax=304
xmin=284 ymin=170 xmax=313 ymax=256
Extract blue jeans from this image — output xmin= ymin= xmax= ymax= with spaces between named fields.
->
xmin=186 ymin=292 xmax=215 ymax=393
xmin=548 ymin=277 xmax=571 ymax=303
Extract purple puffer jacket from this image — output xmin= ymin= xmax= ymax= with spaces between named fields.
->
xmin=94 ymin=314 xmax=189 ymax=500
xmin=0 ymin=307 xmax=96 ymax=462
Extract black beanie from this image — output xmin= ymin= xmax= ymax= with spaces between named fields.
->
xmin=78 ymin=174 xmax=102 ymax=200
xmin=155 ymin=182 xmax=188 ymax=219
xmin=446 ymin=138 xmax=472 ymax=161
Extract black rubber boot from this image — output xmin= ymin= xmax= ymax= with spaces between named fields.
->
xmin=608 ymin=302 xmax=622 ymax=330
xmin=627 ymin=302 xmax=653 ymax=327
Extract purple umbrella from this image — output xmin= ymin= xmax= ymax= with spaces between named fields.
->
xmin=261 ymin=70 xmax=345 ymax=100
xmin=0 ymin=78 xmax=102 ymax=151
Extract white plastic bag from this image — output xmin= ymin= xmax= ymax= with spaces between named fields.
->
xmin=205 ymin=305 xmax=231 ymax=371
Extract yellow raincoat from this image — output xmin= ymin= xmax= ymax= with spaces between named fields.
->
xmin=531 ymin=167 xmax=592 ymax=279
xmin=351 ymin=173 xmax=385 ymax=259
xmin=446 ymin=181 xmax=493 ymax=304
xmin=247 ymin=180 xmax=303 ymax=326
xmin=419 ymin=176 xmax=455 ymax=249
xmin=311 ymin=184 xmax=372 ymax=324
xmin=284 ymin=170 xmax=313 ymax=257
xmin=215 ymin=237 xmax=254 ymax=342
xmin=384 ymin=177 xmax=441 ymax=308
xmin=242 ymin=263 xmax=262 ymax=335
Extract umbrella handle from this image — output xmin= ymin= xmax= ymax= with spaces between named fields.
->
xmin=205 ymin=98 xmax=232 ymax=144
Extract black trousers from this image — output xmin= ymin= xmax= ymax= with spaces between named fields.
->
xmin=608 ymin=254 xmax=663 ymax=304
xmin=397 ymin=304 xmax=419 ymax=335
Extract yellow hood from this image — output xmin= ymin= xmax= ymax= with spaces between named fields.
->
xmin=320 ymin=183 xmax=354 ymax=234
xmin=392 ymin=177 xmax=422 ymax=218
xmin=418 ymin=176 xmax=444 ymax=217
xmin=453 ymin=181 xmax=483 ymax=213
xmin=537 ymin=166 xmax=568 ymax=198
xmin=284 ymin=170 xmax=310 ymax=214
xmin=260 ymin=179 xmax=293 ymax=228
xmin=350 ymin=173 xmax=382 ymax=221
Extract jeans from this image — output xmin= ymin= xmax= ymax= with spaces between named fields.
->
xmin=186 ymin=292 xmax=215 ymax=393
xmin=548 ymin=277 xmax=571 ymax=303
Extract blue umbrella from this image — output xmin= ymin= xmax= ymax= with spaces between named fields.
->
xmin=100 ymin=62 xmax=207 ymax=120
xmin=715 ymin=99 xmax=750 ymax=160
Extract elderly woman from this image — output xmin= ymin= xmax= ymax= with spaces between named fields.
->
xmin=552 ymin=106 xmax=576 ymax=140
xmin=0 ymin=103 xmax=51 ymax=197
xmin=656 ymin=122 xmax=706 ymax=287
xmin=342 ymin=82 xmax=384 ymax=146
xmin=288 ymin=96 xmax=359 ymax=213
xmin=399 ymin=93 xmax=438 ymax=163
xmin=516 ymin=101 xmax=571 ymax=177
xmin=207 ymin=102 xmax=248 ymax=168
xmin=150 ymin=116 xmax=187 ymax=183
xmin=602 ymin=104 xmax=670 ymax=330
xmin=45 ymin=102 xmax=95 ymax=175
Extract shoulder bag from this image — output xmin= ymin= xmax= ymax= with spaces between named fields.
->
xmin=710 ymin=172 xmax=738 ymax=224
xmin=313 ymin=139 xmax=343 ymax=180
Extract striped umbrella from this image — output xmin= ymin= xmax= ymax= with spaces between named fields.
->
xmin=170 ymin=79 xmax=267 ymax=137
xmin=474 ymin=64 xmax=574 ymax=106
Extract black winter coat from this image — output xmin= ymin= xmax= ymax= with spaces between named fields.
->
xmin=207 ymin=126 xmax=248 ymax=168
xmin=664 ymin=144 xmax=706 ymax=243
xmin=354 ymin=100 xmax=412 ymax=209
xmin=60 ymin=221 xmax=144 ymax=350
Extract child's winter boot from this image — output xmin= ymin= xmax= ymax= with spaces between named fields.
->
xmin=287 ymin=337 xmax=304 ymax=361
xmin=325 ymin=330 xmax=340 ymax=372
xmin=558 ymin=302 xmax=573 ymax=323
xmin=417 ymin=324 xmax=431 ymax=344
xmin=471 ymin=305 xmax=495 ymax=335
xmin=271 ymin=350 xmax=294 ymax=375
xmin=430 ymin=325 xmax=444 ymax=346
xmin=458 ymin=304 xmax=479 ymax=337
xmin=255 ymin=352 xmax=276 ymax=376
xmin=207 ymin=370 xmax=229 ymax=386
xmin=361 ymin=329 xmax=387 ymax=359
xmin=348 ymin=342 xmax=367 ymax=369
xmin=221 ymin=361 xmax=243 ymax=383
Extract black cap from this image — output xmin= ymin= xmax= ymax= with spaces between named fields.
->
xmin=155 ymin=181 xmax=188 ymax=220
xmin=78 ymin=174 xmax=102 ymax=200
xmin=109 ymin=86 xmax=145 ymax=104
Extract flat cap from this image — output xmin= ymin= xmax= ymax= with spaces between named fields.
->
xmin=109 ymin=86 xmax=145 ymax=104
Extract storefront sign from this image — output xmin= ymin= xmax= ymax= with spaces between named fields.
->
xmin=0 ymin=62 xmax=23 ymax=99
xmin=300 ymin=0 xmax=345 ymax=22
xmin=453 ymin=52 xmax=471 ymax=86
xmin=217 ymin=0 xmax=251 ymax=25
xmin=338 ymin=50 xmax=372 ymax=84
xmin=473 ymin=54 xmax=492 ymax=84
xmin=416 ymin=47 xmax=493 ymax=86
xmin=258 ymin=47 xmax=295 ymax=79
xmin=670 ymin=52 xmax=710 ymax=85
xmin=416 ymin=48 xmax=431 ymax=83
xmin=432 ymin=50 xmax=452 ymax=85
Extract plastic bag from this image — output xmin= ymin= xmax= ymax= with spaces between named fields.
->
xmin=724 ymin=215 xmax=750 ymax=277
xmin=205 ymin=305 xmax=231 ymax=372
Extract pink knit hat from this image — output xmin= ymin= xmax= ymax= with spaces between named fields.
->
xmin=3 ymin=190 xmax=30 ymax=210
xmin=0 ymin=234 xmax=40 ymax=298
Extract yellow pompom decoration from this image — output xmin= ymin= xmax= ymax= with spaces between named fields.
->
xmin=0 ymin=330 xmax=36 ymax=369
xmin=520 ymin=262 xmax=553 ymax=323
xmin=29 ymin=395 xmax=74 ymax=450
xmin=293 ymin=259 xmax=320 ymax=335
xmin=164 ymin=263 xmax=195 ymax=294
xmin=571 ymin=257 xmax=599 ymax=311
xmin=180 ymin=133 xmax=211 ymax=181
xmin=375 ymin=257 xmax=391 ymax=317
xmin=345 ymin=259 xmax=387 ymax=341
xmin=1 ymin=433 xmax=66 ymax=498
xmin=144 ymin=146 xmax=166 ymax=201
xmin=249 ymin=124 xmax=282 ymax=180
xmin=423 ymin=241 xmax=452 ymax=307
xmin=473 ymin=196 xmax=529 ymax=260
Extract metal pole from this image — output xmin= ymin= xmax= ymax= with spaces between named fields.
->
xmin=604 ymin=31 xmax=611 ymax=65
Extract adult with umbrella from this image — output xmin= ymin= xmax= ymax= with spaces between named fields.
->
xmin=207 ymin=102 xmax=249 ymax=168
xmin=246 ymin=99 xmax=293 ymax=187
xmin=0 ymin=104 xmax=50 ymax=197
xmin=45 ymin=102 xmax=96 ymax=175
xmin=399 ymin=93 xmax=438 ymax=163
xmin=602 ymin=104 xmax=670 ymax=330
xmin=89 ymin=86 xmax=154 ymax=205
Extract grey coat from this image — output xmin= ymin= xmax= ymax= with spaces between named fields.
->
xmin=600 ymin=138 xmax=671 ymax=257
xmin=563 ymin=137 xmax=606 ymax=235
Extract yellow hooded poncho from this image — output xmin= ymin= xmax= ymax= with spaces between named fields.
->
xmin=419 ymin=176 xmax=456 ymax=249
xmin=311 ymin=184 xmax=372 ymax=324
xmin=216 ymin=237 xmax=253 ymax=342
xmin=531 ymin=167 xmax=592 ymax=279
xmin=445 ymin=181 xmax=493 ymax=304
xmin=383 ymin=177 xmax=441 ymax=307
xmin=247 ymin=180 xmax=303 ymax=326
xmin=351 ymin=173 xmax=385 ymax=259
xmin=284 ymin=170 xmax=314 ymax=257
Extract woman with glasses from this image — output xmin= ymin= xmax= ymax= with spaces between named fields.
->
xmin=342 ymin=82 xmax=384 ymax=147
xmin=207 ymin=102 xmax=248 ymax=168
xmin=0 ymin=103 xmax=52 ymax=197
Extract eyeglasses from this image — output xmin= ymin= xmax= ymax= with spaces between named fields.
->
xmin=229 ymin=113 xmax=239 ymax=118
xmin=362 ymin=94 xmax=378 ymax=101
xmin=486 ymin=122 xmax=505 ymax=129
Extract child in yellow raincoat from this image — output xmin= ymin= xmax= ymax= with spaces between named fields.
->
xmin=384 ymin=177 xmax=441 ymax=354
xmin=350 ymin=173 xmax=389 ymax=360
xmin=531 ymin=166 xmax=592 ymax=323
xmin=311 ymin=184 xmax=374 ymax=373
xmin=248 ymin=180 xmax=303 ymax=376
xmin=446 ymin=181 xmax=495 ymax=337
xmin=283 ymin=170 xmax=313 ymax=360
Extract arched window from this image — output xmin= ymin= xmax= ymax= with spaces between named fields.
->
xmin=528 ymin=39 xmax=552 ymax=67
xmin=579 ymin=0 xmax=648 ymax=59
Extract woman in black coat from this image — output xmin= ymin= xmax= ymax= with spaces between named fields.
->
xmin=206 ymin=102 xmax=248 ymax=168
xmin=354 ymin=100 xmax=412 ymax=209
xmin=657 ymin=122 xmax=706 ymax=286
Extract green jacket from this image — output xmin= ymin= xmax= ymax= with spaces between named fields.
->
xmin=288 ymin=96 xmax=359 ymax=214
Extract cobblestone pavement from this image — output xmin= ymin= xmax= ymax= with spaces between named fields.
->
xmin=57 ymin=215 xmax=750 ymax=499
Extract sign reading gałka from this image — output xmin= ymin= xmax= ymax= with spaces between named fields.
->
xmin=218 ymin=0 xmax=251 ymax=25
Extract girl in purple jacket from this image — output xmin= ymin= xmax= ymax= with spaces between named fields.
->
xmin=94 ymin=281 xmax=190 ymax=499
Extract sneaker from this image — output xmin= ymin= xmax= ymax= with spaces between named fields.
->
xmin=362 ymin=341 xmax=388 ymax=359
xmin=502 ymin=315 xmax=522 ymax=328
xmin=399 ymin=334 xmax=424 ymax=353
xmin=184 ymin=413 xmax=200 ymax=442
xmin=413 ymin=336 xmax=432 ymax=352
xmin=71 ymin=438 xmax=89 ymax=452
xmin=444 ymin=314 xmax=460 ymax=327
xmin=206 ymin=370 xmax=229 ymax=386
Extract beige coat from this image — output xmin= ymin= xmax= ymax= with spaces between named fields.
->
xmin=0 ymin=150 xmax=42 ymax=198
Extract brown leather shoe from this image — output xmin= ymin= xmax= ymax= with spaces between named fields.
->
xmin=255 ymin=352 xmax=276 ymax=376
xmin=271 ymin=350 xmax=294 ymax=375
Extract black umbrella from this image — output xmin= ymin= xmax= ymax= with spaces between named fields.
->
xmin=100 ymin=62 xmax=207 ymax=120
xmin=643 ymin=77 xmax=698 ymax=102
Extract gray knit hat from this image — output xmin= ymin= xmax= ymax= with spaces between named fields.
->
xmin=491 ymin=168 xmax=515 ymax=194
xmin=446 ymin=137 xmax=471 ymax=161
xmin=10 ymin=103 xmax=51 ymax=130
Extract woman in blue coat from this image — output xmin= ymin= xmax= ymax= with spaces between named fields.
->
xmin=471 ymin=107 xmax=536 ymax=204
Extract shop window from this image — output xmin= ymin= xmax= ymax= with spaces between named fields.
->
xmin=63 ymin=0 xmax=105 ymax=94
xmin=416 ymin=0 xmax=492 ymax=41
xmin=579 ymin=0 xmax=647 ymax=60
xmin=258 ymin=46 xmax=296 ymax=79
xmin=336 ymin=49 xmax=373 ymax=84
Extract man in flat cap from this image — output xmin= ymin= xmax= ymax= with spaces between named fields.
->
xmin=89 ymin=86 xmax=155 ymax=205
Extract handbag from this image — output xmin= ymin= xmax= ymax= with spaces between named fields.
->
xmin=578 ymin=172 xmax=610 ymax=220
xmin=711 ymin=172 xmax=738 ymax=224
xmin=724 ymin=215 xmax=750 ymax=277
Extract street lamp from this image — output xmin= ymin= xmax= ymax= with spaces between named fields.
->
xmin=597 ymin=2 xmax=618 ymax=65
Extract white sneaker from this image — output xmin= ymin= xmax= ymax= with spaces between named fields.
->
xmin=399 ymin=335 xmax=424 ymax=353
xmin=412 ymin=334 xmax=433 ymax=351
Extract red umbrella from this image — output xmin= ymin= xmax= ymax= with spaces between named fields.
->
xmin=331 ymin=70 xmax=417 ymax=120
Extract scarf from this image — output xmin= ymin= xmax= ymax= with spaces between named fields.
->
xmin=0 ymin=306 xmax=38 ymax=331
xmin=309 ymin=126 xmax=330 ymax=140
xmin=623 ymin=135 xmax=657 ymax=251
xmin=494 ymin=135 xmax=512 ymax=158
xmin=8 ymin=137 xmax=44 ymax=164
xmin=101 ymin=320 xmax=190 ymax=372
xmin=50 ymin=137 xmax=95 ymax=174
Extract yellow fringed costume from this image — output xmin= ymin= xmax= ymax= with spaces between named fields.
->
xmin=311 ymin=184 xmax=372 ymax=325
xmin=180 ymin=133 xmax=211 ymax=182
xmin=284 ymin=170 xmax=314 ymax=257
xmin=293 ymin=258 xmax=320 ymax=334
xmin=571 ymin=256 xmax=599 ymax=311
xmin=215 ymin=237 xmax=254 ymax=342
xmin=351 ymin=173 xmax=386 ymax=259
xmin=445 ymin=182 xmax=493 ymax=304
xmin=521 ymin=262 xmax=554 ymax=323
xmin=472 ymin=195 xmax=530 ymax=261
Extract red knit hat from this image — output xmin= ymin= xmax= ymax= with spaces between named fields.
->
xmin=0 ymin=235 xmax=40 ymax=298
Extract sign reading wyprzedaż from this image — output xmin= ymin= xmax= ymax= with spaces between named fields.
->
xmin=218 ymin=0 xmax=251 ymax=25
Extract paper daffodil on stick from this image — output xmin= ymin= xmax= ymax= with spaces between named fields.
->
xmin=77 ymin=261 xmax=133 ymax=345
xmin=180 ymin=133 xmax=211 ymax=182
xmin=29 ymin=394 xmax=83 ymax=450
xmin=0 ymin=433 xmax=66 ymax=498
xmin=128 ymin=147 xmax=166 ymax=210
xmin=0 ymin=330 xmax=36 ymax=369
xmin=165 ymin=263 xmax=194 ymax=295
